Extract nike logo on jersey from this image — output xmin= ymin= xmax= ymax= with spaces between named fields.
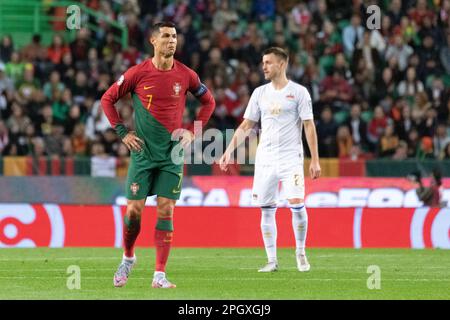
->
xmin=144 ymin=85 xmax=155 ymax=90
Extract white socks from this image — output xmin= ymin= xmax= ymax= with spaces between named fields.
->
xmin=260 ymin=206 xmax=278 ymax=263
xmin=154 ymin=271 xmax=165 ymax=279
xmin=260 ymin=205 xmax=309 ymax=263
xmin=122 ymin=254 xmax=136 ymax=264
xmin=290 ymin=205 xmax=308 ymax=256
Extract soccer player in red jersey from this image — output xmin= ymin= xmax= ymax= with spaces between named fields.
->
xmin=101 ymin=22 xmax=215 ymax=288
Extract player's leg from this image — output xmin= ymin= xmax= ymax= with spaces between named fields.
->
xmin=114 ymin=154 xmax=152 ymax=287
xmin=288 ymin=198 xmax=310 ymax=272
xmin=152 ymin=196 xmax=176 ymax=288
xmin=253 ymin=165 xmax=280 ymax=272
xmin=150 ymin=168 xmax=182 ymax=288
xmin=114 ymin=198 xmax=147 ymax=287
xmin=282 ymin=165 xmax=310 ymax=272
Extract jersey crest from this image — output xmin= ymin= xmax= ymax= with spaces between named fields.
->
xmin=269 ymin=102 xmax=282 ymax=116
xmin=173 ymin=82 xmax=182 ymax=97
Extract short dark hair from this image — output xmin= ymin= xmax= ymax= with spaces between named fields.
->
xmin=151 ymin=21 xmax=176 ymax=36
xmin=262 ymin=47 xmax=289 ymax=62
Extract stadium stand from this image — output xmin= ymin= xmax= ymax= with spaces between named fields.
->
xmin=0 ymin=0 xmax=449 ymax=177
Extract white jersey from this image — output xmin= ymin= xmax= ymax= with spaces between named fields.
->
xmin=243 ymin=80 xmax=313 ymax=165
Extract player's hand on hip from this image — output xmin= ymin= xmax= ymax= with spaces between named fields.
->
xmin=122 ymin=131 xmax=144 ymax=152
xmin=309 ymin=160 xmax=321 ymax=179
xmin=180 ymin=129 xmax=195 ymax=149
xmin=219 ymin=152 xmax=231 ymax=172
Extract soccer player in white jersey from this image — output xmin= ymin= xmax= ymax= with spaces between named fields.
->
xmin=219 ymin=47 xmax=321 ymax=272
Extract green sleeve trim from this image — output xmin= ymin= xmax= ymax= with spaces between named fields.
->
xmin=115 ymin=124 xmax=129 ymax=139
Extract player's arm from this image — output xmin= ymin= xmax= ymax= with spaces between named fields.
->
xmin=177 ymin=70 xmax=216 ymax=148
xmin=303 ymin=119 xmax=321 ymax=179
xmin=416 ymin=186 xmax=433 ymax=204
xmin=225 ymin=118 xmax=257 ymax=155
xmin=219 ymin=119 xmax=257 ymax=172
xmin=100 ymin=67 xmax=143 ymax=151
xmin=219 ymin=87 xmax=261 ymax=171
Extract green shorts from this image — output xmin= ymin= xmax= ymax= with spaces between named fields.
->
xmin=125 ymin=150 xmax=184 ymax=200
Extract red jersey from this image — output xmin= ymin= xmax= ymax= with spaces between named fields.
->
xmin=101 ymin=58 xmax=215 ymax=161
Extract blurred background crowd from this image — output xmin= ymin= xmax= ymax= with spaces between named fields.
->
xmin=0 ymin=0 xmax=449 ymax=163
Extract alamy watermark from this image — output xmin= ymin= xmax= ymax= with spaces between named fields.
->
xmin=66 ymin=265 xmax=81 ymax=290
xmin=169 ymin=121 xmax=279 ymax=166
xmin=66 ymin=5 xmax=81 ymax=30
xmin=366 ymin=265 xmax=381 ymax=290
xmin=366 ymin=5 xmax=381 ymax=30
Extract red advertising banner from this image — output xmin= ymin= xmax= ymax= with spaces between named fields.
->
xmin=114 ymin=177 xmax=450 ymax=208
xmin=1 ymin=204 xmax=448 ymax=249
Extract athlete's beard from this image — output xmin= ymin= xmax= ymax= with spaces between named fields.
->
xmin=162 ymin=49 xmax=174 ymax=58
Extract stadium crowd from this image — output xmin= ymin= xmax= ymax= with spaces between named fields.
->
xmin=0 ymin=0 xmax=449 ymax=163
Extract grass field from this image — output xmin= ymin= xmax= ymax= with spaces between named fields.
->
xmin=0 ymin=248 xmax=449 ymax=300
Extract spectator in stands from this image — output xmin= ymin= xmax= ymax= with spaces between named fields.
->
xmin=344 ymin=103 xmax=368 ymax=151
xmin=427 ymin=77 xmax=446 ymax=110
xmin=397 ymin=67 xmax=425 ymax=102
xmin=0 ymin=35 xmax=13 ymax=63
xmin=47 ymin=34 xmax=70 ymax=65
xmin=440 ymin=31 xmax=450 ymax=75
xmin=20 ymin=34 xmax=46 ymax=63
xmin=56 ymin=52 xmax=76 ymax=84
xmin=70 ymin=28 xmax=91 ymax=68
xmin=65 ymin=104 xmax=83 ymax=136
xmin=102 ymin=127 xmax=120 ymax=156
xmin=14 ymin=65 xmax=39 ymax=105
xmin=316 ymin=106 xmax=338 ymax=157
xmin=101 ymin=32 xmax=122 ymax=65
xmin=336 ymin=125 xmax=353 ymax=158
xmin=416 ymin=136 xmax=435 ymax=159
xmin=319 ymin=68 xmax=353 ymax=111
xmin=71 ymin=71 xmax=91 ymax=105
xmin=43 ymin=70 xmax=65 ymax=100
xmin=0 ymin=62 xmax=14 ymax=106
xmin=0 ymin=120 xmax=9 ymax=155
xmin=342 ymin=14 xmax=364 ymax=58
xmin=5 ymin=52 xmax=25 ymax=84
xmin=36 ymin=104 xmax=53 ymax=137
xmin=409 ymin=0 xmax=435 ymax=28
xmin=352 ymin=30 xmax=381 ymax=81
xmin=367 ymin=105 xmax=390 ymax=151
xmin=71 ymin=123 xmax=88 ymax=156
xmin=392 ymin=140 xmax=409 ymax=160
xmin=434 ymin=122 xmax=450 ymax=158
xmin=0 ymin=0 xmax=448 ymax=167
xmin=6 ymin=102 xmax=31 ymax=135
xmin=417 ymin=34 xmax=441 ymax=80
xmin=443 ymin=141 xmax=450 ymax=160
xmin=388 ymin=0 xmax=405 ymax=26
xmin=203 ymin=47 xmax=230 ymax=87
xmin=31 ymin=136 xmax=46 ymax=157
xmin=44 ymin=124 xmax=68 ymax=156
xmin=423 ymin=107 xmax=438 ymax=137
xmin=385 ymin=34 xmax=414 ymax=72
xmin=395 ymin=103 xmax=413 ymax=141
xmin=378 ymin=123 xmax=399 ymax=158
xmin=90 ymin=141 xmax=117 ymax=177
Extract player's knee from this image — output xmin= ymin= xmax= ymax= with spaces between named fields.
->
xmin=288 ymin=198 xmax=304 ymax=205
xmin=157 ymin=202 xmax=174 ymax=218
xmin=127 ymin=203 xmax=144 ymax=220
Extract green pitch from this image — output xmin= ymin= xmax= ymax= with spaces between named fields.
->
xmin=0 ymin=248 xmax=449 ymax=300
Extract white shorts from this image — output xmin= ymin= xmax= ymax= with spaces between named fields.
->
xmin=251 ymin=161 xmax=305 ymax=207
